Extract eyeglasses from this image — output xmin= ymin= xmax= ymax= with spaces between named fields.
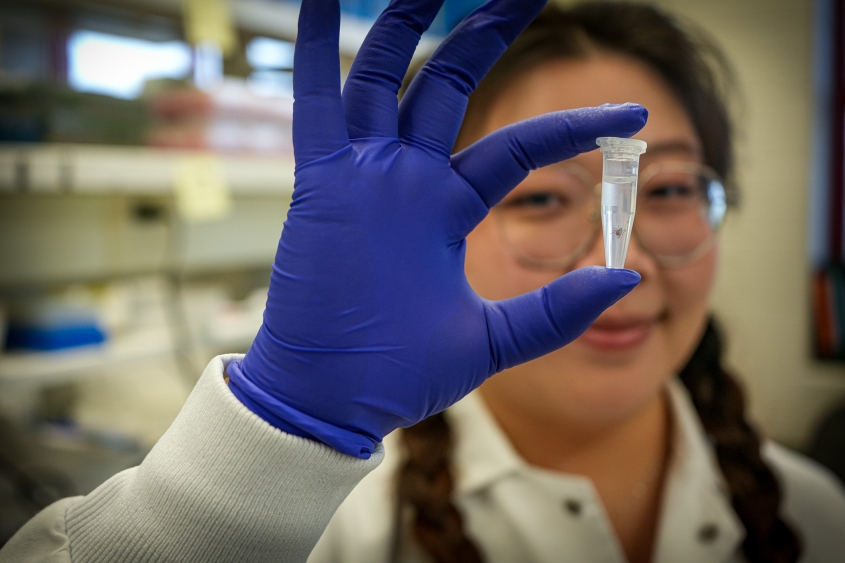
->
xmin=493 ymin=161 xmax=728 ymax=270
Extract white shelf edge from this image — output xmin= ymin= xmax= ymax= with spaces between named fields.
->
xmin=0 ymin=144 xmax=296 ymax=196
xmin=0 ymin=325 xmax=261 ymax=386
xmin=0 ymin=328 xmax=175 ymax=386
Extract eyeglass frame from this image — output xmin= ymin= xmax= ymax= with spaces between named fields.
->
xmin=492 ymin=160 xmax=729 ymax=271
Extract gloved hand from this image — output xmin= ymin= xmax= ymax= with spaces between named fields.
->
xmin=227 ymin=0 xmax=647 ymax=458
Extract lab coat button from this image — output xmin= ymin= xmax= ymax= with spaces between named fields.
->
xmin=563 ymin=499 xmax=582 ymax=516
xmin=697 ymin=523 xmax=719 ymax=543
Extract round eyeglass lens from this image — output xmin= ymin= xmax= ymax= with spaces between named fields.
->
xmin=494 ymin=165 xmax=598 ymax=268
xmin=634 ymin=162 xmax=726 ymax=263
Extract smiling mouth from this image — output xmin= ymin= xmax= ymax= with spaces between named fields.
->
xmin=578 ymin=318 xmax=657 ymax=351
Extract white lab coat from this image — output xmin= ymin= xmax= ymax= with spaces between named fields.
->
xmin=310 ymin=381 xmax=845 ymax=563
xmin=1 ymin=356 xmax=843 ymax=563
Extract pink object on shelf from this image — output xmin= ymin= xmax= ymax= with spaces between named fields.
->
xmin=147 ymin=80 xmax=293 ymax=155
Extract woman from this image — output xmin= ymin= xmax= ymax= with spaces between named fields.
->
xmin=308 ymin=4 xmax=845 ymax=563
xmin=1 ymin=1 xmax=842 ymax=563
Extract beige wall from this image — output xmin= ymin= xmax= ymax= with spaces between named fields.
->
xmin=640 ymin=0 xmax=845 ymax=448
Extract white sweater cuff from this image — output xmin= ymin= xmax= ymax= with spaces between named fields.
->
xmin=64 ymin=354 xmax=384 ymax=562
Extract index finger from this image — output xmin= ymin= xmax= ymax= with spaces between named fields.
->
xmin=451 ymin=104 xmax=648 ymax=212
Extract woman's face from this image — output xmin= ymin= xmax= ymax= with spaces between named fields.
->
xmin=469 ymin=54 xmax=717 ymax=429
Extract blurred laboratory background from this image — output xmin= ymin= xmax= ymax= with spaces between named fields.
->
xmin=0 ymin=0 xmax=844 ymax=546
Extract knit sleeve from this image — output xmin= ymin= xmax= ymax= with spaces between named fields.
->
xmin=0 ymin=355 xmax=383 ymax=563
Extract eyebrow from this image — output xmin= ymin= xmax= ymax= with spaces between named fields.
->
xmin=643 ymin=140 xmax=701 ymax=158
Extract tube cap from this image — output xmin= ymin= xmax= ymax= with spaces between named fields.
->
xmin=597 ymin=137 xmax=647 ymax=156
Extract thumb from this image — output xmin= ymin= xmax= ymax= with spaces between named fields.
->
xmin=485 ymin=266 xmax=641 ymax=374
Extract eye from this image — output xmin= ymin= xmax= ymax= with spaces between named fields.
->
xmin=508 ymin=191 xmax=567 ymax=210
xmin=645 ymin=182 xmax=696 ymax=200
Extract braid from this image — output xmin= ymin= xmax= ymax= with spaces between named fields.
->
xmin=396 ymin=413 xmax=483 ymax=563
xmin=679 ymin=318 xmax=802 ymax=562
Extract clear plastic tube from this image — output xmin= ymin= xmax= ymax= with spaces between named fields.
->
xmin=597 ymin=137 xmax=647 ymax=269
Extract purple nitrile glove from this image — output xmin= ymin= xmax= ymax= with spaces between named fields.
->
xmin=227 ymin=0 xmax=646 ymax=458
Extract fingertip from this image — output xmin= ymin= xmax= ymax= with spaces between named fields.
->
xmin=567 ymin=104 xmax=648 ymax=149
xmin=573 ymin=265 xmax=640 ymax=296
xmin=628 ymin=103 xmax=648 ymax=126
xmin=600 ymin=102 xmax=646 ymax=114
xmin=579 ymin=268 xmax=637 ymax=309
xmin=610 ymin=267 xmax=642 ymax=288
xmin=615 ymin=102 xmax=648 ymax=130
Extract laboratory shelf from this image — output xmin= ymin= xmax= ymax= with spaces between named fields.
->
xmin=0 ymin=144 xmax=296 ymax=196
xmin=105 ymin=0 xmax=440 ymax=59
xmin=0 ymin=323 xmax=260 ymax=387
xmin=0 ymin=328 xmax=175 ymax=387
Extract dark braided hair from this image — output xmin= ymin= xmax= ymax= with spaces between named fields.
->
xmin=395 ymin=414 xmax=483 ymax=563
xmin=396 ymin=3 xmax=801 ymax=562
xmin=680 ymin=319 xmax=801 ymax=563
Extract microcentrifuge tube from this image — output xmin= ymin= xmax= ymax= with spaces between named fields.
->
xmin=596 ymin=137 xmax=647 ymax=269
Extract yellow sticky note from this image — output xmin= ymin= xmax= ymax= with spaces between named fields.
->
xmin=174 ymin=155 xmax=232 ymax=222
xmin=183 ymin=0 xmax=238 ymax=56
